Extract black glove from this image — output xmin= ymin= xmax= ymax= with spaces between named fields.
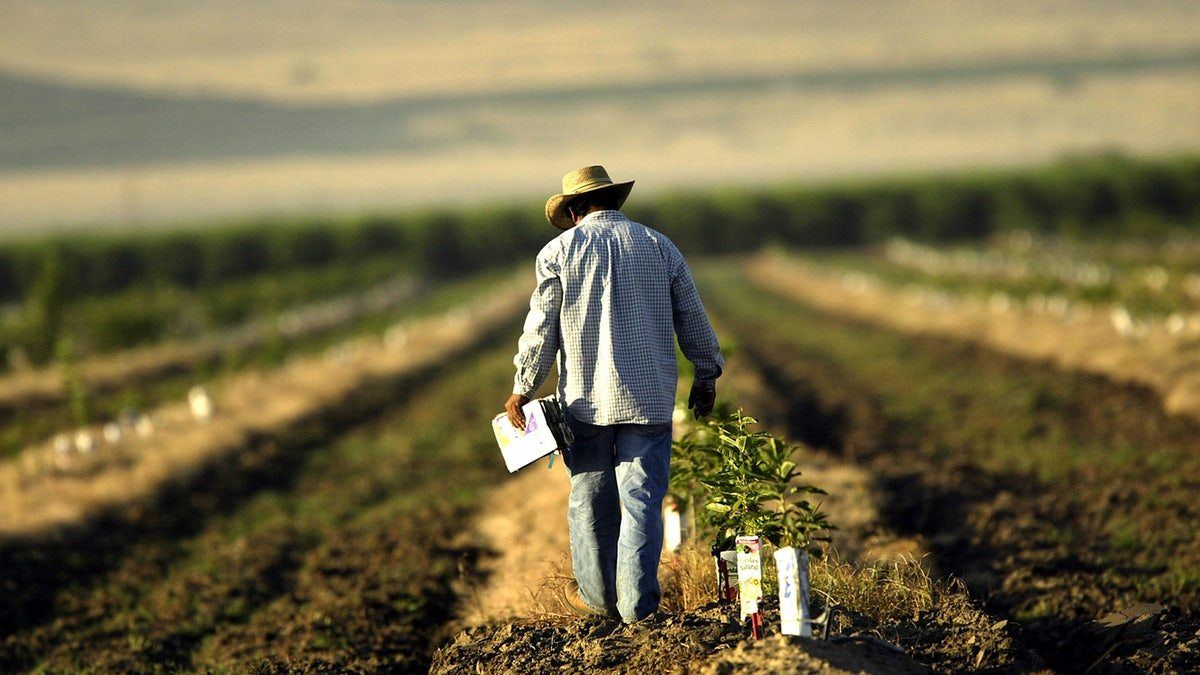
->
xmin=688 ymin=380 xmax=716 ymax=418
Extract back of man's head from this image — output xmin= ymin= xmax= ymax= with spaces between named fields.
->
xmin=569 ymin=191 xmax=623 ymax=218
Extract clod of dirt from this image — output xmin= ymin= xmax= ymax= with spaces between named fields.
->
xmin=432 ymin=603 xmax=929 ymax=674
xmin=700 ymin=634 xmax=928 ymax=674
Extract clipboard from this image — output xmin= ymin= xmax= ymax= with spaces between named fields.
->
xmin=491 ymin=396 xmax=574 ymax=473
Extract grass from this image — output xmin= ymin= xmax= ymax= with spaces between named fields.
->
xmin=811 ymin=552 xmax=936 ymax=625
xmin=659 ymin=544 xmax=936 ymax=625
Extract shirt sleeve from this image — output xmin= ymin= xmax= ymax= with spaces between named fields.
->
xmin=669 ymin=248 xmax=724 ymax=383
xmin=512 ymin=244 xmax=563 ymax=397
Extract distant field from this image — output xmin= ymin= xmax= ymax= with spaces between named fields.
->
xmin=5 ymin=0 xmax=1198 ymax=103
xmin=1 ymin=0 xmax=1198 ymax=231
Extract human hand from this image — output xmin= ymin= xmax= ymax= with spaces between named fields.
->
xmin=687 ymin=380 xmax=716 ymax=418
xmin=506 ymin=394 xmax=531 ymax=430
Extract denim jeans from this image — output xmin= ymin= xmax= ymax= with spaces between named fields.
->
xmin=561 ymin=413 xmax=672 ymax=623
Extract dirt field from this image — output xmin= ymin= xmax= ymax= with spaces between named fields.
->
xmin=7 ymin=257 xmax=1200 ymax=671
xmin=434 ymin=317 xmax=1047 ymax=672
xmin=698 ymin=263 xmax=1200 ymax=672
xmin=0 ymin=276 xmax=526 ymax=537
xmin=0 ymin=323 xmax=560 ymax=671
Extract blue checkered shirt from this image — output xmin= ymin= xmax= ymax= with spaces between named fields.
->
xmin=512 ymin=210 xmax=723 ymax=425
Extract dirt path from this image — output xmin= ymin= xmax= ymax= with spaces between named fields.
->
xmin=459 ymin=456 xmax=572 ymax=624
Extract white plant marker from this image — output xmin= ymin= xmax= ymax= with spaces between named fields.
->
xmin=53 ymin=434 xmax=72 ymax=456
xmin=663 ymin=499 xmax=683 ymax=553
xmin=1168 ymin=313 xmax=1186 ymax=335
xmin=188 ymin=386 xmax=214 ymax=420
xmin=135 ymin=415 xmax=154 ymax=437
xmin=384 ymin=325 xmax=407 ymax=350
xmin=735 ymin=535 xmax=763 ymax=622
xmin=774 ymin=546 xmax=813 ymax=637
xmin=74 ymin=430 xmax=97 ymax=454
xmin=1110 ymin=306 xmax=1135 ymax=338
xmin=102 ymin=422 xmax=123 ymax=444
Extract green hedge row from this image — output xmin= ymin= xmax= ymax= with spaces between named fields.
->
xmin=0 ymin=212 xmax=545 ymax=305
xmin=630 ymin=153 xmax=1200 ymax=254
xmin=2 ymin=153 xmax=1197 ymax=306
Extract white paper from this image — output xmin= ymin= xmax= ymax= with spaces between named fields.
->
xmin=492 ymin=400 xmax=560 ymax=472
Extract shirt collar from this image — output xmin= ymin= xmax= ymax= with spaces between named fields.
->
xmin=577 ymin=210 xmax=625 ymax=227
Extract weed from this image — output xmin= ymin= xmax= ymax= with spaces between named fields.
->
xmin=810 ymin=552 xmax=935 ymax=624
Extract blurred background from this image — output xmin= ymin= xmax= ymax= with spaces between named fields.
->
xmin=3 ymin=2 xmax=1200 ymax=672
xmin=2 ymin=0 xmax=1198 ymax=230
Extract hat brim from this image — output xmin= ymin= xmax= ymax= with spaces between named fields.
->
xmin=544 ymin=180 xmax=634 ymax=231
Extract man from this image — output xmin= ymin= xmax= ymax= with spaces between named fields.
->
xmin=505 ymin=165 xmax=724 ymax=623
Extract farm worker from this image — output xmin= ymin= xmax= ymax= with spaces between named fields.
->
xmin=506 ymin=165 xmax=724 ymax=623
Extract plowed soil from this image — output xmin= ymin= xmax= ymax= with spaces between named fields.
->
xmin=433 ymin=603 xmax=932 ymax=674
xmin=437 ymin=338 xmax=1044 ymax=673
xmin=0 ymin=336 xmax=520 ymax=672
xmin=704 ymin=265 xmax=1200 ymax=673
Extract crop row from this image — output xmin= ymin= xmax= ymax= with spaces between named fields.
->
xmin=702 ymin=262 xmax=1200 ymax=591
xmin=700 ymin=263 xmax=1200 ymax=669
xmin=1 ymin=256 xmax=407 ymax=367
xmin=0 ymin=276 xmax=528 ymax=538
xmin=0 ymin=270 xmax=511 ymax=458
xmin=0 ymin=210 xmax=543 ymax=306
xmin=810 ymin=235 xmax=1200 ymax=319
xmin=0 ymin=340 xmax=523 ymax=673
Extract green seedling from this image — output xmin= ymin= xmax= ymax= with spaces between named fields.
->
xmin=671 ymin=410 xmax=833 ymax=552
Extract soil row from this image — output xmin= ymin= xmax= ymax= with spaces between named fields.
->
xmin=0 ymin=339 xmax=527 ymax=672
xmin=703 ymin=264 xmax=1200 ymax=673
xmin=0 ymin=276 xmax=527 ymax=539
xmin=0 ymin=274 xmax=421 ymax=421
xmin=435 ymin=331 xmax=1042 ymax=673
xmin=749 ymin=251 xmax=1200 ymax=423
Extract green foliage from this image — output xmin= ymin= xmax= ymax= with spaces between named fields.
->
xmin=56 ymin=337 xmax=90 ymax=426
xmin=21 ymin=249 xmax=68 ymax=365
xmin=0 ymin=152 xmax=1195 ymax=369
xmin=671 ymin=410 xmax=833 ymax=551
xmin=0 ymin=153 xmax=1195 ymax=308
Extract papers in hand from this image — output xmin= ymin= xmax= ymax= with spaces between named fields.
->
xmin=491 ymin=397 xmax=574 ymax=473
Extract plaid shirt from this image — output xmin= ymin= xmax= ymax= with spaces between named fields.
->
xmin=512 ymin=210 xmax=723 ymax=425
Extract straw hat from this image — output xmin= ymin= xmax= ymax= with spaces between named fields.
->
xmin=544 ymin=165 xmax=634 ymax=230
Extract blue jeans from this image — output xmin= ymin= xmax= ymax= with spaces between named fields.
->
xmin=561 ymin=414 xmax=672 ymax=623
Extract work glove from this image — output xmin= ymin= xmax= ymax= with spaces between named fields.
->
xmin=688 ymin=380 xmax=716 ymax=419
